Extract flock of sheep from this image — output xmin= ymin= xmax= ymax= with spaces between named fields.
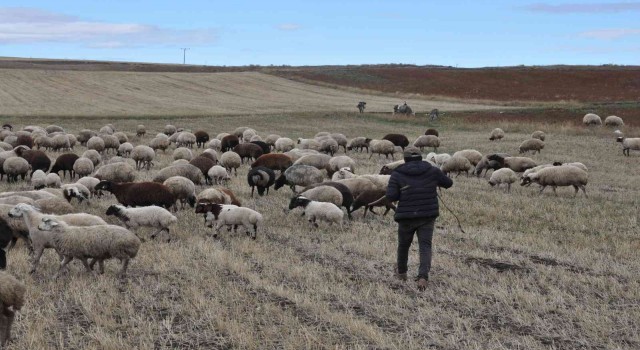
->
xmin=0 ymin=111 xmax=636 ymax=346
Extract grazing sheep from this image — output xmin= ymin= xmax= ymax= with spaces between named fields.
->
xmin=96 ymin=180 xmax=175 ymax=209
xmin=130 ymin=145 xmax=155 ymax=171
xmin=38 ymin=216 xmax=140 ymax=277
xmin=425 ymin=128 xmax=439 ymax=137
xmin=0 ymin=271 xmax=25 ymax=347
xmin=251 ymin=154 xmax=292 ymax=172
xmin=94 ymin=162 xmax=136 ymax=183
xmin=275 ymin=137 xmax=295 ymax=152
xmin=489 ymin=155 xmax=537 ymax=172
xmin=117 ymin=142 xmax=133 ymax=157
xmin=189 ymin=156 xmax=216 ymax=184
xmin=208 ymin=165 xmax=230 ymax=185
xmin=173 ymin=147 xmax=193 ymax=161
xmin=76 ymin=129 xmax=96 ymax=146
xmin=531 ymin=130 xmax=546 ymax=141
xmin=163 ymin=176 xmax=197 ymax=210
xmin=34 ymin=197 xmax=75 ymax=215
xmin=106 ymin=204 xmax=177 ymax=241
xmin=177 ymin=132 xmax=197 ymax=148
xmin=297 ymin=185 xmax=343 ymax=207
xmin=16 ymin=134 xmax=33 ymax=149
xmin=50 ymin=153 xmax=79 ymax=179
xmin=284 ymin=149 xmax=320 ymax=162
xmin=51 ymin=134 xmax=71 ymax=152
xmin=221 ymin=135 xmax=240 ymax=152
xmin=274 ymin=164 xmax=324 ymax=191
xmin=100 ymin=134 xmax=120 ymax=154
xmin=233 ymin=143 xmax=263 ymax=163
xmin=200 ymin=203 xmax=263 ymax=239
xmin=474 ymin=153 xmax=510 ymax=177
xmin=152 ymin=164 xmax=204 ymax=185
xmin=194 ymin=130 xmax=210 ymax=148
xmin=297 ymin=138 xmax=321 ymax=151
xmin=489 ymin=128 xmax=505 ymax=141
xmin=3 ymin=157 xmax=30 ymax=182
xmin=247 ymin=167 xmax=276 ymax=197
xmin=294 ymin=154 xmax=331 ymax=173
xmin=99 ymin=124 xmax=116 ymax=135
xmin=196 ymin=188 xmax=241 ymax=206
xmin=330 ymin=133 xmax=348 ymax=153
xmin=113 ymin=132 xmax=129 ymax=144
xmin=452 ymin=149 xmax=483 ymax=167
xmin=301 ymin=181 xmax=354 ymax=219
xmin=265 ymin=134 xmax=281 ymax=149
xmin=207 ymin=139 xmax=222 ymax=151
xmin=583 ymin=113 xmax=602 ymax=126
xmin=318 ymin=138 xmax=339 ymax=156
xmin=327 ymin=156 xmax=356 ymax=177
xmin=413 ymin=135 xmax=440 ymax=152
xmin=164 ymin=125 xmax=177 ymax=136
xmin=369 ymin=139 xmax=396 ymax=159
xmin=288 ymin=196 xmax=343 ymax=229
xmin=335 ymin=177 xmax=376 ymax=198
xmin=31 ymin=170 xmax=47 ymax=189
xmin=73 ymin=157 xmax=94 ymax=178
xmin=136 ymin=125 xmax=146 ymax=137
xmin=242 ymin=129 xmax=257 ymax=143
xmin=82 ymin=149 xmax=102 ymax=167
xmin=350 ymin=189 xmax=396 ymax=218
xmin=61 ymin=184 xmax=91 ymax=204
xmin=149 ymin=136 xmax=171 ymax=153
xmin=77 ymin=177 xmax=101 ymax=197
xmin=87 ymin=136 xmax=106 ymax=153
xmin=45 ymin=173 xmax=61 ymax=188
xmin=220 ymin=152 xmax=242 ymax=176
xmin=488 ymin=168 xmax=519 ymax=192
xmin=519 ymin=138 xmax=545 ymax=154
xmin=425 ymin=152 xmax=451 ymax=168
xmin=382 ymin=134 xmax=410 ymax=150
xmin=441 ymin=156 xmax=473 ymax=177
xmin=616 ymin=137 xmax=640 ymax=156
xmin=604 ymin=115 xmax=624 ymax=127
xmin=331 ymin=167 xmax=356 ymax=181
xmin=521 ymin=165 xmax=588 ymax=197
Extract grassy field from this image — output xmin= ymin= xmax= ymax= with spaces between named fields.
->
xmin=0 ymin=69 xmax=508 ymax=118
xmin=1 ymin=110 xmax=638 ymax=349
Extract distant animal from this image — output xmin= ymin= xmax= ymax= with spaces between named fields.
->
xmin=429 ymin=109 xmax=439 ymax=121
xmin=357 ymin=102 xmax=366 ymax=113
xmin=393 ymin=102 xmax=414 ymax=115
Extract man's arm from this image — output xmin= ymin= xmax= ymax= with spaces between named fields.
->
xmin=436 ymin=168 xmax=453 ymax=189
xmin=386 ymin=172 xmax=401 ymax=201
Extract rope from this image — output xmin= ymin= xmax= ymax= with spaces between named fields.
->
xmin=437 ymin=191 xmax=466 ymax=234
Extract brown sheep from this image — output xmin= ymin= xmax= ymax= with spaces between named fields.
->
xmin=233 ymin=143 xmax=264 ymax=163
xmin=382 ymin=133 xmax=410 ymax=150
xmin=221 ymin=135 xmax=240 ymax=152
xmin=251 ymin=154 xmax=293 ymax=172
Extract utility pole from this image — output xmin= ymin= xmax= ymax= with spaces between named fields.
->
xmin=181 ymin=48 xmax=189 ymax=64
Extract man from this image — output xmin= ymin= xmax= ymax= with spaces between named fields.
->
xmin=385 ymin=150 xmax=453 ymax=290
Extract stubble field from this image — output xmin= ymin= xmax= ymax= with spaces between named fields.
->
xmin=1 ymin=110 xmax=638 ymax=349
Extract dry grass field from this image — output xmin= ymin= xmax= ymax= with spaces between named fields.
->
xmin=0 ymin=69 xmax=506 ymax=117
xmin=1 ymin=110 xmax=639 ymax=349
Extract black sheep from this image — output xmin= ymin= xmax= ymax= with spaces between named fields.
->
xmin=14 ymin=148 xmax=51 ymax=175
xmin=194 ymin=130 xmax=210 ymax=148
xmin=250 ymin=141 xmax=270 ymax=155
xmin=382 ymin=134 xmax=410 ymax=150
xmin=247 ymin=166 xmax=276 ymax=197
xmin=425 ymin=128 xmax=439 ymax=137
xmin=301 ymin=181 xmax=355 ymax=219
xmin=50 ymin=153 xmax=79 ymax=179
xmin=96 ymin=180 xmax=175 ymax=209
xmin=351 ymin=189 xmax=396 ymax=218
xmin=221 ymin=135 xmax=240 ymax=152
xmin=0 ymin=217 xmax=13 ymax=269
xmin=16 ymin=135 xmax=33 ymax=149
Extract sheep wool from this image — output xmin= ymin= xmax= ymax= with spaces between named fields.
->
xmin=604 ymin=115 xmax=624 ymax=127
xmin=0 ymin=271 xmax=25 ymax=347
xmin=413 ymin=135 xmax=440 ymax=151
xmin=94 ymin=162 xmax=136 ymax=183
xmin=31 ymin=169 xmax=47 ymax=189
xmin=73 ymin=157 xmax=95 ymax=178
xmin=298 ymin=186 xmax=343 ymax=207
xmin=203 ymin=204 xmax=263 ymax=239
xmin=369 ymin=139 xmax=396 ymax=159
xmin=521 ymin=165 xmax=588 ymax=197
xmin=289 ymin=196 xmax=343 ymax=229
xmin=452 ymin=150 xmax=483 ymax=167
xmin=489 ymin=128 xmax=505 ymax=141
xmin=106 ymin=205 xmax=177 ymax=240
xmin=45 ymin=173 xmax=61 ymax=188
xmin=163 ymin=176 xmax=197 ymax=210
xmin=519 ymin=138 xmax=545 ymax=154
xmin=220 ymin=152 xmax=242 ymax=176
xmin=617 ymin=137 xmax=640 ymax=156
xmin=583 ymin=113 xmax=602 ymax=126
xmin=488 ymin=168 xmax=519 ymax=192
xmin=531 ymin=130 xmax=546 ymax=141
xmin=441 ymin=156 xmax=473 ymax=177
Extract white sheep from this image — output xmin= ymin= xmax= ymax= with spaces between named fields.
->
xmin=94 ymin=162 xmax=136 ymax=183
xmin=331 ymin=167 xmax=356 ymax=181
xmin=118 ymin=142 xmax=133 ymax=157
xmin=297 ymin=138 xmax=321 ymax=151
xmin=294 ymin=154 xmax=331 ymax=172
xmin=206 ymin=139 xmax=222 ymax=151
xmin=519 ymin=138 xmax=545 ymax=154
xmin=31 ymin=169 xmax=47 ymax=189
xmin=583 ymin=113 xmax=602 ymax=126
xmin=604 ymin=115 xmax=624 ymax=127
xmin=149 ymin=137 xmax=170 ymax=153
xmin=0 ymin=271 xmax=25 ymax=347
xmin=202 ymin=203 xmax=263 ymax=239
xmin=425 ymin=152 xmax=451 ymax=168
xmin=273 ymin=138 xmax=294 ymax=153
xmin=105 ymin=204 xmax=177 ymax=241
xmin=489 ymin=128 xmax=505 ymax=141
xmin=368 ymin=139 xmax=396 ymax=159
xmin=441 ymin=156 xmax=472 ymax=177
xmin=163 ymin=176 xmax=197 ymax=210
xmin=38 ymin=216 xmax=141 ymax=277
xmin=242 ymin=129 xmax=257 ymax=143
xmin=288 ymin=196 xmax=343 ymax=229
xmin=87 ymin=136 xmax=106 ymax=153
xmin=131 ymin=145 xmax=155 ymax=170
xmin=136 ymin=124 xmax=146 ymax=137
xmin=617 ymin=137 xmax=640 ymax=156
xmin=173 ymin=147 xmax=193 ymax=161
xmin=8 ymin=203 xmax=107 ymax=274
xmin=521 ymin=165 xmax=588 ymax=197
xmin=452 ymin=149 xmax=483 ymax=167
xmin=488 ymin=168 xmax=519 ymax=193
xmin=336 ymin=177 xmax=376 ymax=198
xmin=45 ymin=173 xmax=61 ymax=188
xmin=413 ymin=135 xmax=440 ymax=151
xmin=82 ymin=149 xmax=102 ymax=167
xmin=208 ymin=165 xmax=230 ymax=184
xmin=76 ymin=176 xmax=101 ymax=197
xmin=61 ymin=183 xmax=91 ymax=204
xmin=298 ymin=186 xmax=343 ymax=207
xmin=531 ymin=130 xmax=546 ymax=141
xmin=3 ymin=157 xmax=30 ymax=182
xmin=101 ymin=134 xmax=120 ymax=154
xmin=220 ymin=151 xmax=241 ymax=176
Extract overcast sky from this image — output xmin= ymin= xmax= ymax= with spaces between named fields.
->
xmin=0 ymin=1 xmax=638 ymax=67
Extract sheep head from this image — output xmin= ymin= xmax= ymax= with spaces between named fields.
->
xmin=38 ymin=216 xmax=61 ymax=231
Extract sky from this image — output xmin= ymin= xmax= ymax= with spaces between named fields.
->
xmin=0 ymin=1 xmax=638 ymax=67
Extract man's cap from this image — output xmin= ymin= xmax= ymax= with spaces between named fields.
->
xmin=403 ymin=150 xmax=421 ymax=158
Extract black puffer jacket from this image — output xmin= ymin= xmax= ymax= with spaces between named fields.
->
xmin=386 ymin=160 xmax=453 ymax=221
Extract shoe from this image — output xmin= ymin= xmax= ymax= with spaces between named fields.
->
xmin=395 ymin=272 xmax=407 ymax=281
xmin=417 ymin=277 xmax=428 ymax=291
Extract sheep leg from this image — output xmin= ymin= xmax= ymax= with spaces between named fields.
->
xmin=1 ymin=308 xmax=15 ymax=347
xmin=538 ymin=185 xmax=546 ymax=195
xmin=368 ymin=153 xmax=373 ymax=159
xmin=552 ymin=187 xmax=558 ymax=196
xmin=119 ymin=259 xmax=130 ymax=277
xmin=581 ymin=186 xmax=588 ymax=198
xmin=80 ymin=258 xmax=93 ymax=273
xmin=29 ymin=248 xmax=46 ymax=274
xmin=98 ymin=260 xmax=105 ymax=274
xmin=6 ymin=238 xmax=17 ymax=251
xmin=54 ymin=256 xmax=73 ymax=279
xmin=506 ymin=184 xmax=511 ymax=193
xmin=251 ymin=187 xmax=255 ymax=197
xmin=383 ymin=206 xmax=393 ymax=216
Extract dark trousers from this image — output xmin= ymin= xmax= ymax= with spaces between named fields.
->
xmin=397 ymin=217 xmax=436 ymax=279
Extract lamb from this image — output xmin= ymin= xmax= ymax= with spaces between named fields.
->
xmin=440 ymin=156 xmax=473 ymax=177
xmin=251 ymin=154 xmax=293 ymax=172
xmin=488 ymin=168 xmax=519 ymax=192
xmin=382 ymin=133 xmax=410 ymax=150
xmin=31 ymin=169 xmax=47 ymax=189
xmin=220 ymin=151 xmax=242 ymax=176
xmin=152 ymin=164 xmax=204 ymax=185
xmin=198 ymin=203 xmax=262 ymax=239
xmin=50 ymin=153 xmax=79 ymax=179
xmin=8 ymin=203 xmax=107 ymax=274
xmin=221 ymin=135 xmax=240 ymax=152
xmin=45 ymin=173 xmax=61 ymax=188
xmin=3 ymin=157 xmax=31 ymax=182
xmin=297 ymin=138 xmax=321 ymax=151
xmin=106 ymin=204 xmax=177 ymax=241
xmin=519 ymin=138 xmax=545 ymax=154
xmin=149 ymin=136 xmax=170 ymax=153
xmin=190 ymin=156 xmax=216 ymax=184
xmin=87 ymin=136 xmax=106 ymax=153
xmin=521 ymin=165 xmax=588 ymax=197
xmin=425 ymin=128 xmax=439 ymax=137
xmin=130 ymin=145 xmax=155 ymax=170
xmin=82 ymin=150 xmax=102 ymax=167
xmin=288 ymin=196 xmax=343 ymax=229
xmin=136 ymin=125 xmax=146 ymax=137
xmin=37 ymin=216 xmax=141 ymax=277
xmin=413 ymin=135 xmax=440 ymax=152
xmin=531 ymin=130 xmax=546 ymax=141
xmin=208 ymin=165 xmax=230 ymax=185
xmin=452 ymin=149 xmax=483 ymax=167
xmin=94 ymin=162 xmax=136 ymax=183
xmin=604 ymin=115 xmax=624 ymax=127
xmin=96 ymin=180 xmax=175 ymax=209
xmin=194 ymin=130 xmax=210 ymax=148
xmin=350 ymin=189 xmax=396 ymax=218
xmin=73 ymin=157 xmax=94 ymax=178
xmin=489 ymin=128 xmax=505 ymax=141
xmin=583 ymin=113 xmax=602 ymax=126
xmin=164 ymin=124 xmax=177 ymax=136
xmin=616 ymin=137 xmax=640 ymax=156
xmin=327 ymin=156 xmax=356 ymax=177
xmin=368 ymin=139 xmax=396 ymax=159
xmin=274 ymin=164 xmax=324 ymax=191
xmin=297 ymin=185 xmax=343 ymax=207
xmin=163 ymin=176 xmax=197 ymax=210
xmin=117 ymin=142 xmax=134 ymax=157
xmin=247 ymin=167 xmax=276 ymax=197
xmin=0 ymin=271 xmax=25 ymax=347
xmin=274 ymin=137 xmax=295 ymax=152
xmin=196 ymin=188 xmax=241 ymax=206
xmin=173 ymin=147 xmax=193 ymax=161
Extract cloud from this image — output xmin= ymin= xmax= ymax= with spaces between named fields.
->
xmin=276 ymin=23 xmax=301 ymax=31
xmin=579 ymin=28 xmax=640 ymax=39
xmin=0 ymin=7 xmax=217 ymax=47
xmin=523 ymin=2 xmax=640 ymax=13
